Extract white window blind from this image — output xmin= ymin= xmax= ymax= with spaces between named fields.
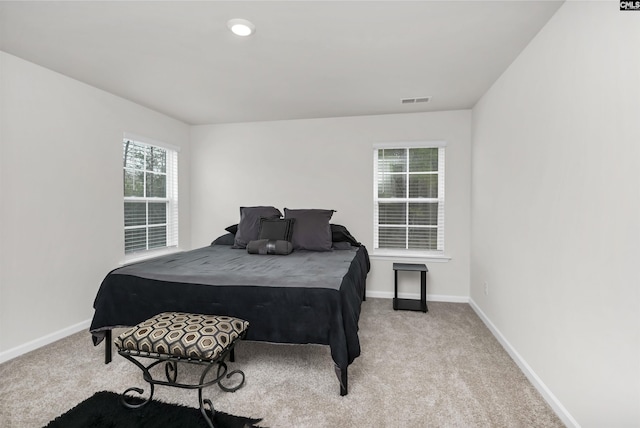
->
xmin=373 ymin=142 xmax=445 ymax=253
xmin=123 ymin=135 xmax=178 ymax=254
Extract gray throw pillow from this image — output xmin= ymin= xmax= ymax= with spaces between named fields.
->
xmin=284 ymin=208 xmax=335 ymax=251
xmin=233 ymin=206 xmax=282 ymax=249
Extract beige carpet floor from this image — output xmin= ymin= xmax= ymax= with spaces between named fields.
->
xmin=0 ymin=298 xmax=564 ymax=427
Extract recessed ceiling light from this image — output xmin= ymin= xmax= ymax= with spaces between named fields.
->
xmin=227 ymin=18 xmax=255 ymax=37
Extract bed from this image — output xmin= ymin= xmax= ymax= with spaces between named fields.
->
xmin=90 ymin=214 xmax=370 ymax=396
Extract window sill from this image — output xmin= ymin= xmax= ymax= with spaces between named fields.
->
xmin=120 ymin=246 xmax=183 ymax=266
xmin=370 ymin=250 xmax=451 ymax=263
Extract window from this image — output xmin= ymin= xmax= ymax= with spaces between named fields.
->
xmin=123 ymin=135 xmax=178 ymax=254
xmin=373 ymin=142 xmax=445 ymax=253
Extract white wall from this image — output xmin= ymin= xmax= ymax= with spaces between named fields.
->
xmin=0 ymin=52 xmax=191 ymax=358
xmin=190 ymin=111 xmax=471 ymax=300
xmin=470 ymin=2 xmax=640 ymax=427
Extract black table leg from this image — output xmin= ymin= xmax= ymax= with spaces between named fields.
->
xmin=421 ymin=271 xmax=428 ymax=312
xmin=393 ymin=269 xmax=399 ymax=310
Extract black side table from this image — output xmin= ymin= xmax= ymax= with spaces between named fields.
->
xmin=393 ymin=263 xmax=428 ymax=312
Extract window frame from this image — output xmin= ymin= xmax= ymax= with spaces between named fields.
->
xmin=123 ymin=133 xmax=179 ymax=258
xmin=373 ymin=141 xmax=446 ymax=257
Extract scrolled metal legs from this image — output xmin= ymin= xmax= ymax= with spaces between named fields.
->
xmin=121 ymin=385 xmax=155 ymax=409
xmin=119 ymin=354 xmax=159 ymax=409
xmin=197 ymin=360 xmax=218 ymax=428
xmin=118 ymin=350 xmax=245 ymax=427
xmin=216 ymin=361 xmax=246 ymax=393
xmin=165 ymin=360 xmax=178 ymax=383
xmin=200 ymin=398 xmax=215 ymax=428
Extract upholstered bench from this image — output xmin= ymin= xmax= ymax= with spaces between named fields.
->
xmin=115 ymin=312 xmax=249 ymax=428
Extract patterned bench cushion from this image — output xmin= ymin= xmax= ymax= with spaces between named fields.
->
xmin=115 ymin=312 xmax=249 ymax=362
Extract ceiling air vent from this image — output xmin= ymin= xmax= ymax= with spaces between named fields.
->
xmin=401 ymin=96 xmax=431 ymax=104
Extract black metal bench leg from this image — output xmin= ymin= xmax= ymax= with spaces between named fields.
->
xmin=118 ymin=352 xmax=244 ymax=428
xmin=198 ymin=363 xmax=217 ymax=428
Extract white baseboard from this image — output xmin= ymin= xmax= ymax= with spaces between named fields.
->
xmin=468 ymin=299 xmax=580 ymax=428
xmin=366 ymin=291 xmax=469 ymax=303
xmin=0 ymin=318 xmax=92 ymax=364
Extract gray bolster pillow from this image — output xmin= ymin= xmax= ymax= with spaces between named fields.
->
xmin=247 ymin=239 xmax=294 ymax=255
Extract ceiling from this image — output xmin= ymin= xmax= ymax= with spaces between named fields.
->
xmin=0 ymin=1 xmax=563 ymax=125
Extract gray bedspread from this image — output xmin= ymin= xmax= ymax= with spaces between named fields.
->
xmin=114 ymin=245 xmax=356 ymax=289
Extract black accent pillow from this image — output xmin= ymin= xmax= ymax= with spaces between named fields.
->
xmin=233 ymin=206 xmax=282 ymax=249
xmin=225 ymin=224 xmax=238 ymax=235
xmin=258 ymin=218 xmax=295 ymax=242
xmin=211 ymin=233 xmax=235 ymax=246
xmin=284 ymin=208 xmax=335 ymax=251
xmin=330 ymin=224 xmax=361 ymax=247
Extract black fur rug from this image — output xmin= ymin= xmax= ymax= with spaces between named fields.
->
xmin=44 ymin=391 xmax=264 ymax=428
